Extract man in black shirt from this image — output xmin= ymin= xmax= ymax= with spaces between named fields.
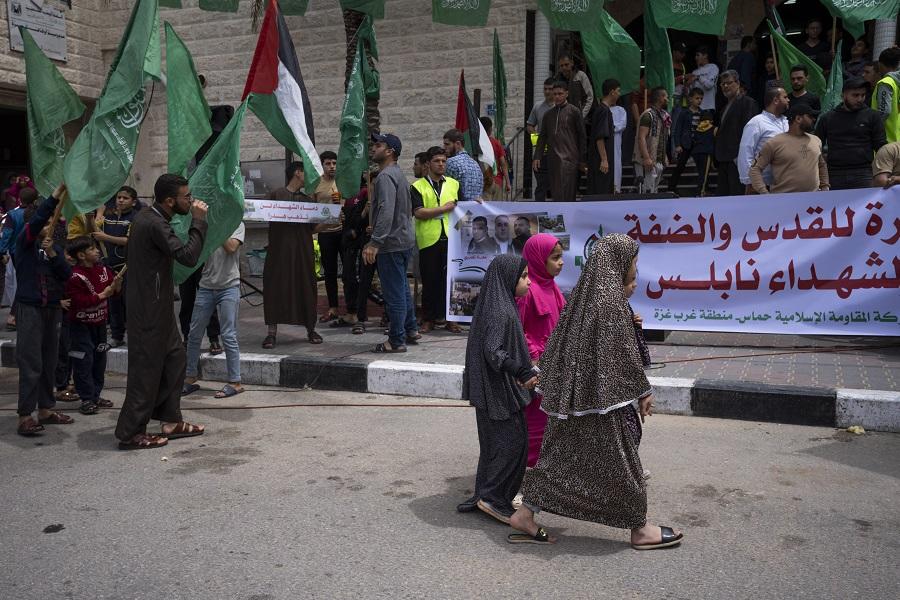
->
xmin=789 ymin=65 xmax=821 ymax=111
xmin=799 ymin=19 xmax=831 ymax=71
xmin=815 ymin=77 xmax=887 ymax=190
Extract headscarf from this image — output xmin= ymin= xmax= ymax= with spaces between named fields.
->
xmin=517 ymin=233 xmax=566 ymax=321
xmin=538 ymin=233 xmax=650 ymax=419
xmin=463 ymin=254 xmax=532 ymax=420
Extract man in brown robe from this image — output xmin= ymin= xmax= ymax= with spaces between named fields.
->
xmin=533 ymin=81 xmax=587 ymax=201
xmin=261 ymin=161 xmax=321 ymax=348
xmin=115 ymin=174 xmax=207 ymax=449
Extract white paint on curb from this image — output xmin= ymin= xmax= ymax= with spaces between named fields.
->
xmin=105 ymin=348 xmax=128 ymax=374
xmin=648 ymin=376 xmax=695 ymax=416
xmin=201 ymin=352 xmax=287 ymax=386
xmin=836 ymin=388 xmax=900 ymax=432
xmin=367 ymin=360 xmax=465 ymax=400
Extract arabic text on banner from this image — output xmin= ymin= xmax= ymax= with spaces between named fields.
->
xmin=243 ymin=199 xmax=340 ymax=224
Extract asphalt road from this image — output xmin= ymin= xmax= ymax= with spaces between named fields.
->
xmin=1 ymin=368 xmax=898 ymax=600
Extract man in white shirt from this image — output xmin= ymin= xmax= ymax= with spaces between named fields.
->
xmin=737 ymin=86 xmax=790 ymax=191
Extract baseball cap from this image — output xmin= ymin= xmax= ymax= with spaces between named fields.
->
xmin=371 ymin=132 xmax=402 ymax=157
xmin=786 ymin=103 xmax=819 ymax=120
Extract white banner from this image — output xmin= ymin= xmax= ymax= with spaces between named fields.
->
xmin=243 ymin=199 xmax=339 ymax=224
xmin=446 ymin=188 xmax=900 ymax=335
xmin=7 ymin=0 xmax=67 ymax=62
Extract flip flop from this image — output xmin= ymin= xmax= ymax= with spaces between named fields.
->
xmin=631 ymin=526 xmax=684 ymax=550
xmin=181 ymin=383 xmax=201 ymax=396
xmin=38 ymin=412 xmax=75 ymax=425
xmin=373 ymin=342 xmax=407 ymax=354
xmin=156 ymin=422 xmax=205 ymax=440
xmin=477 ymin=499 xmax=512 ymax=525
xmin=215 ymin=384 xmax=244 ymax=399
xmin=406 ymin=332 xmax=421 ymax=345
xmin=118 ymin=434 xmax=168 ymax=451
xmin=318 ymin=312 xmax=338 ymax=323
xmin=308 ymin=331 xmax=323 ymax=344
xmin=262 ymin=335 xmax=276 ymax=349
xmin=329 ymin=317 xmax=354 ymax=328
xmin=209 ymin=341 xmax=223 ymax=355
xmin=351 ymin=323 xmax=366 ymax=335
xmin=507 ymin=527 xmax=553 ymax=545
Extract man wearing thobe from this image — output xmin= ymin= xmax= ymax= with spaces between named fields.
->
xmin=533 ymin=81 xmax=587 ymax=202
xmin=114 ymin=174 xmax=207 ymax=450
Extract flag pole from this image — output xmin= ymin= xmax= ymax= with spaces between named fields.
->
xmin=831 ymin=16 xmax=838 ymax=55
xmin=769 ymin=30 xmax=780 ymax=80
xmin=47 ymin=189 xmax=68 ymax=235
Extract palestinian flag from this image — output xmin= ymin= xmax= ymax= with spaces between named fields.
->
xmin=243 ymin=0 xmax=322 ymax=191
xmin=455 ymin=70 xmax=495 ymax=170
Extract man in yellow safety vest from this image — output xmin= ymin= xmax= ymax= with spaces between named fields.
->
xmin=872 ymin=47 xmax=900 ymax=143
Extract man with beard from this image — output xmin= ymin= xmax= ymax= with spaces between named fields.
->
xmin=533 ymin=81 xmax=586 ymax=201
xmin=788 ymin=65 xmax=821 ymax=111
xmin=738 ymin=86 xmax=789 ymax=193
xmin=815 ymin=77 xmax=886 ymax=190
xmin=511 ymin=216 xmax=531 ymax=255
xmin=749 ymin=104 xmax=829 ymax=194
xmin=115 ymin=174 xmax=207 ymax=449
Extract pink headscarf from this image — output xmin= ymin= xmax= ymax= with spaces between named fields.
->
xmin=517 ymin=233 xmax=566 ymax=321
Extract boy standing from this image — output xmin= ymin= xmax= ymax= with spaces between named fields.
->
xmin=93 ymin=186 xmax=138 ymax=347
xmin=65 ymin=237 xmax=121 ymax=415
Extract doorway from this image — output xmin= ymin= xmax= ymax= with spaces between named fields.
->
xmin=0 ymin=108 xmax=29 ymax=188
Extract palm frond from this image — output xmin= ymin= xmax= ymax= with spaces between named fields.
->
xmin=250 ymin=0 xmax=266 ymax=32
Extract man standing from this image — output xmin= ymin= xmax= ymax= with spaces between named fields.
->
xmin=557 ymin=54 xmax=593 ymax=118
xmin=533 ymin=81 xmax=586 ymax=201
xmin=872 ymin=47 xmax=900 ymax=143
xmin=444 ymin=129 xmax=484 ymax=203
xmin=788 ymin=65 xmax=821 ymax=111
xmin=672 ymin=42 xmax=688 ymax=114
xmin=314 ymin=150 xmax=345 ymax=324
xmin=364 ymin=133 xmax=418 ymax=353
xmin=749 ymin=104 xmax=829 ymax=194
xmin=261 ymin=162 xmax=322 ymax=348
xmin=115 ymin=174 xmax=207 ymax=450
xmin=815 ymin=77 xmax=887 ymax=190
xmin=527 ymin=78 xmax=555 ymax=201
xmin=863 ymin=61 xmax=880 ymax=106
xmin=411 ymin=146 xmax=462 ymax=334
xmin=728 ymin=37 xmax=757 ymax=93
xmin=737 ymin=86 xmax=789 ymax=193
xmin=714 ymin=70 xmax=760 ymax=196
xmin=511 ymin=216 xmax=531 ymax=255
xmin=632 ymin=87 xmax=671 ymax=194
xmin=413 ymin=152 xmax=429 ymax=179
xmin=687 ymin=47 xmax=719 ymax=113
xmin=588 ymin=78 xmax=620 ymax=195
xmin=799 ymin=19 xmax=831 ymax=71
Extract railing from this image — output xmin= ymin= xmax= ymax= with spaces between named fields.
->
xmin=504 ymin=126 xmax=528 ymax=200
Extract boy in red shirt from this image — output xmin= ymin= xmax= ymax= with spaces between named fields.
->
xmin=65 ymin=237 xmax=121 ymax=415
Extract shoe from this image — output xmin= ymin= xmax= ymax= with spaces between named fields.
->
xmin=109 ymin=338 xmax=125 ymax=348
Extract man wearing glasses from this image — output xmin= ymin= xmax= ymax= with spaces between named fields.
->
xmin=713 ymin=70 xmax=760 ymax=196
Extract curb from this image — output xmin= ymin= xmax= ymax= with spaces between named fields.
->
xmin=1 ymin=339 xmax=897 ymax=432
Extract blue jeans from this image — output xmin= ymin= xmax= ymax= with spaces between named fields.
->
xmin=186 ymin=286 xmax=240 ymax=383
xmin=376 ymin=248 xmax=417 ymax=348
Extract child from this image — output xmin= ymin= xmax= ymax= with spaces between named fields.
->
xmin=669 ymin=89 xmax=715 ymax=196
xmin=459 ymin=254 xmax=538 ymax=524
xmin=93 ymin=185 xmax=138 ymax=347
xmin=14 ymin=184 xmax=74 ymax=436
xmin=516 ymin=234 xmax=566 ymax=468
xmin=65 ymin=236 xmax=121 ymax=415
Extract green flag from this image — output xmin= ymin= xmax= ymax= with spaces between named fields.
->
xmin=822 ymin=0 xmax=899 ymax=39
xmin=281 ymin=0 xmax=310 ymax=15
xmin=199 ymin=0 xmax=238 ymax=12
xmin=582 ymin=10 xmax=640 ymax=96
xmin=21 ymin=28 xmax=85 ymax=200
xmin=357 ymin=15 xmax=380 ymax=101
xmin=644 ymin=2 xmax=674 ymax=111
xmin=165 ymin=23 xmax=212 ymax=177
xmin=647 ymin=0 xmax=730 ymax=36
xmin=492 ymin=29 xmax=507 ymax=144
xmin=340 ymin=0 xmax=385 ymax=19
xmin=336 ymin=38 xmax=368 ymax=200
xmin=767 ymin=21 xmax=826 ymax=98
xmin=536 ymin=0 xmax=603 ymax=31
xmin=62 ymin=0 xmax=160 ymax=217
xmin=172 ymin=100 xmax=248 ymax=285
xmin=821 ymin=41 xmax=844 ymax=118
xmin=159 ymin=0 xmax=182 ymax=7
xmin=432 ymin=0 xmax=491 ymax=26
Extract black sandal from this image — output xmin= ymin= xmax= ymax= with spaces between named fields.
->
xmin=209 ymin=340 xmax=223 ymax=355
xmin=262 ymin=335 xmax=276 ymax=349
xmin=373 ymin=342 xmax=407 ymax=353
xmin=351 ymin=323 xmax=366 ymax=335
xmin=631 ymin=526 xmax=684 ymax=550
xmin=307 ymin=331 xmax=323 ymax=344
xmin=406 ymin=332 xmax=422 ymax=345
xmin=329 ymin=317 xmax=354 ymax=328
xmin=79 ymin=403 xmax=100 ymax=416
xmin=507 ymin=527 xmax=553 ymax=544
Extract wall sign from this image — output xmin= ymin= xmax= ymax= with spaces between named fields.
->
xmin=8 ymin=0 xmax=67 ymax=62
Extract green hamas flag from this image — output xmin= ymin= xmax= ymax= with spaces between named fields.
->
xmin=582 ymin=10 xmax=640 ymax=95
xmin=536 ymin=0 xmax=603 ymax=31
xmin=647 ymin=0 xmax=730 ymax=36
xmin=822 ymin=0 xmax=899 ymax=39
xmin=21 ymin=28 xmax=85 ymax=200
xmin=644 ymin=2 xmax=674 ymax=111
xmin=336 ymin=37 xmax=369 ymax=200
xmin=821 ymin=41 xmax=844 ymax=118
xmin=432 ymin=0 xmax=491 ymax=26
xmin=358 ymin=15 xmax=380 ymax=101
xmin=62 ymin=0 xmax=160 ymax=217
xmin=492 ymin=29 xmax=507 ymax=143
xmin=281 ymin=0 xmax=310 ymax=15
xmin=198 ymin=0 xmax=238 ymax=12
xmin=172 ymin=100 xmax=248 ymax=285
xmin=767 ymin=21 xmax=826 ymax=98
xmin=165 ymin=22 xmax=212 ymax=176
xmin=159 ymin=0 xmax=182 ymax=7
xmin=340 ymin=0 xmax=385 ymax=19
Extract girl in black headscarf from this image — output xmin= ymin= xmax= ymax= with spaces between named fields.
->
xmin=458 ymin=254 xmax=538 ymax=524
xmin=508 ymin=234 xmax=683 ymax=550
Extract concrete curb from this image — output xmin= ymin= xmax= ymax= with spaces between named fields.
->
xmin=1 ymin=339 xmax=897 ymax=432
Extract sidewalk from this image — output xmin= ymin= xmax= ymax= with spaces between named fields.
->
xmin=2 ymin=283 xmax=899 ymax=431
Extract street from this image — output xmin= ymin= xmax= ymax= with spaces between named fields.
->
xmin=1 ymin=368 xmax=898 ymax=600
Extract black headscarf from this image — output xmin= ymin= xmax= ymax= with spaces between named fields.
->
xmin=538 ymin=233 xmax=651 ymax=418
xmin=463 ymin=254 xmax=532 ymax=420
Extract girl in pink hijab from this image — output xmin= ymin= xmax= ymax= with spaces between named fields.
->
xmin=516 ymin=233 xmax=566 ymax=467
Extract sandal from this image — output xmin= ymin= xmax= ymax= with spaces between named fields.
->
xmin=476 ymin=499 xmax=511 ymax=525
xmin=79 ymin=403 xmax=100 ymax=416
xmin=329 ymin=317 xmax=354 ymax=328
xmin=215 ymin=384 xmax=244 ymax=399
xmin=373 ymin=342 xmax=407 ymax=353
xmin=38 ymin=411 xmax=75 ymax=425
xmin=420 ymin=321 xmax=434 ymax=333
xmin=209 ymin=340 xmax=223 ymax=355
xmin=351 ymin=323 xmax=366 ymax=335
xmin=406 ymin=332 xmax=421 ymax=345
xmin=445 ymin=322 xmax=463 ymax=333
xmin=5 ymin=322 xmax=15 ymax=332
xmin=318 ymin=312 xmax=338 ymax=323
xmin=507 ymin=527 xmax=553 ymax=545
xmin=262 ymin=335 xmax=276 ymax=349
xmin=17 ymin=417 xmax=45 ymax=437
xmin=181 ymin=383 xmax=200 ymax=396
xmin=95 ymin=398 xmax=114 ymax=409
xmin=307 ymin=331 xmax=323 ymax=344
xmin=631 ymin=526 xmax=684 ymax=550
xmin=54 ymin=389 xmax=80 ymax=402
xmin=118 ymin=433 xmax=168 ymax=450
xmin=157 ymin=421 xmax=205 ymax=440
